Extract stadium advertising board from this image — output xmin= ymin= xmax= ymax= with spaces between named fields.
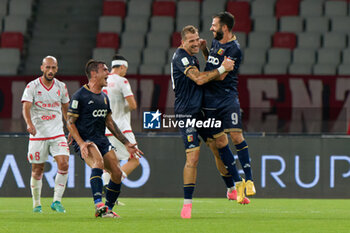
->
xmin=0 ymin=136 xmax=349 ymax=198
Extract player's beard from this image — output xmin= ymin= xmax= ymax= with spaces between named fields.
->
xmin=214 ymin=29 xmax=224 ymax=41
xmin=44 ymin=73 xmax=54 ymax=82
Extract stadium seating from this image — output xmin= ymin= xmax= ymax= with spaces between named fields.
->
xmin=127 ymin=0 xmax=152 ymax=18
xmin=103 ymin=0 xmax=126 ymax=18
xmin=3 ymin=15 xmax=27 ymax=34
xmin=300 ymin=0 xmax=323 ymax=17
xmin=297 ymin=32 xmax=322 ymax=49
xmin=98 ymin=16 xmax=123 ymax=33
xmin=273 ymin=32 xmax=297 ymax=49
xmin=248 ymin=32 xmax=272 ymax=49
xmin=0 ymin=32 xmax=24 ymax=51
xmin=124 ymin=16 xmax=149 ymax=34
xmin=0 ymin=0 xmax=7 ymax=19
xmin=152 ymin=1 xmax=176 ymax=17
xmin=227 ymin=1 xmax=250 ymax=19
xmin=305 ymin=16 xmax=329 ymax=32
xmin=4 ymin=0 xmax=350 ymax=76
xmin=171 ymin=32 xmax=181 ymax=48
xmin=96 ymin=32 xmax=119 ymax=49
xmin=324 ymin=1 xmax=347 ymax=17
xmin=275 ymin=0 xmax=300 ymax=19
xmin=146 ymin=32 xmax=170 ymax=49
xmin=0 ymin=48 xmax=21 ymax=75
xmin=279 ymin=16 xmax=304 ymax=33
xmin=251 ymin=0 xmax=275 ymax=18
xmin=92 ymin=48 xmax=115 ymax=63
xmin=8 ymin=0 xmax=33 ymax=18
xmin=150 ymin=16 xmax=174 ymax=33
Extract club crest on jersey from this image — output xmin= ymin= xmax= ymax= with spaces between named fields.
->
xmin=187 ymin=134 xmax=194 ymax=142
xmin=217 ymin=48 xmax=225 ymax=56
xmin=181 ymin=57 xmax=189 ymax=66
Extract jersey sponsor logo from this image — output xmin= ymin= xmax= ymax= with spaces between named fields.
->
xmin=71 ymin=100 xmax=78 ymax=109
xmin=41 ymin=114 xmax=56 ymax=121
xmin=92 ymin=109 xmax=108 ymax=117
xmin=35 ymin=101 xmax=60 ymax=108
xmin=37 ymin=91 xmax=42 ymax=96
xmin=207 ymin=56 xmax=220 ymax=65
xmin=181 ymin=57 xmax=189 ymax=66
xmin=217 ymin=48 xmax=225 ymax=56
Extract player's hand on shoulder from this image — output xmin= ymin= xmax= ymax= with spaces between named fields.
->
xmin=27 ymin=124 xmax=36 ymax=136
xmin=222 ymin=56 xmax=235 ymax=72
xmin=125 ymin=142 xmax=144 ymax=159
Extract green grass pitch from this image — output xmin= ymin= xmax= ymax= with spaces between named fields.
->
xmin=1 ymin=198 xmax=349 ymax=233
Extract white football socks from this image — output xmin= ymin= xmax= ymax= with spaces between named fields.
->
xmin=30 ymin=176 xmax=42 ymax=208
xmin=53 ymin=170 xmax=68 ymax=203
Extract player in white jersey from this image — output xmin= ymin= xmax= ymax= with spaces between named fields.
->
xmin=101 ymin=55 xmax=139 ymax=189
xmin=21 ymin=56 xmax=70 ymax=213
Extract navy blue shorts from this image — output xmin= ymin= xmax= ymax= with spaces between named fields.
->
xmin=73 ymin=137 xmax=114 ymax=159
xmin=177 ymin=112 xmax=204 ymax=152
xmin=202 ymin=100 xmax=242 ymax=140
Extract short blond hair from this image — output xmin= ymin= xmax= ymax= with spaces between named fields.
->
xmin=181 ymin=25 xmax=199 ymax=41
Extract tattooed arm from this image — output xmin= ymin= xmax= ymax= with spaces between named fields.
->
xmin=185 ymin=56 xmax=235 ymax=85
xmin=105 ymin=113 xmax=129 ymax=144
xmin=105 ymin=113 xmax=143 ymax=157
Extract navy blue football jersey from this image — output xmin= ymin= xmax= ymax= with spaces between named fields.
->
xmin=68 ymin=85 xmax=111 ymax=142
xmin=203 ymin=38 xmax=242 ymax=108
xmin=171 ymin=48 xmax=202 ymax=115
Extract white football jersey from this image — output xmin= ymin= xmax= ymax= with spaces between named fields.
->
xmin=21 ymin=77 xmax=69 ymax=139
xmin=103 ymin=74 xmax=134 ymax=134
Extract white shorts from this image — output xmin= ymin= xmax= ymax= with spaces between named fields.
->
xmin=108 ymin=132 xmax=137 ymax=160
xmin=27 ymin=136 xmax=70 ymax=164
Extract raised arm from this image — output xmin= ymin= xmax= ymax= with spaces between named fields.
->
xmin=199 ymin=39 xmax=209 ymax=61
xmin=186 ymin=56 xmax=235 ymax=85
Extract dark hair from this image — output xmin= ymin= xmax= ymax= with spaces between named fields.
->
xmin=213 ymin=11 xmax=235 ymax=31
xmin=181 ymin=25 xmax=199 ymax=41
xmin=112 ymin=54 xmax=128 ymax=68
xmin=85 ymin=59 xmax=105 ymax=80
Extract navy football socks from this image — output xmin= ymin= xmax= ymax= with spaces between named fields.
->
xmin=218 ymin=145 xmax=242 ymax=182
xmin=90 ymin=168 xmax=103 ymax=204
xmin=235 ymin=140 xmax=253 ymax=181
xmin=105 ymin=180 xmax=121 ymax=210
xmin=184 ymin=183 xmax=195 ymax=200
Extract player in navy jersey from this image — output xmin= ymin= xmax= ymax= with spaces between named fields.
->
xmin=171 ymin=25 xmax=235 ymax=218
xmin=200 ymin=12 xmax=256 ymax=202
xmin=67 ymin=59 xmax=142 ymax=218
